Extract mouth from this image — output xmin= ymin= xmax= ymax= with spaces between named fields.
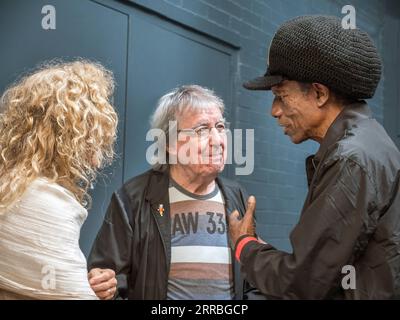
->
xmin=208 ymin=153 xmax=223 ymax=160
xmin=201 ymin=152 xmax=224 ymax=164
xmin=279 ymin=123 xmax=290 ymax=135
xmin=278 ymin=123 xmax=286 ymax=128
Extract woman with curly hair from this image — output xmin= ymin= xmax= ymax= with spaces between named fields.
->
xmin=0 ymin=60 xmax=118 ymax=299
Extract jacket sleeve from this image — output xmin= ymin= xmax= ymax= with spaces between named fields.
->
xmin=87 ymin=189 xmax=133 ymax=299
xmin=238 ymin=157 xmax=377 ymax=299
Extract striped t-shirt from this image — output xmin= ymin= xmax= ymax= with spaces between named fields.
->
xmin=167 ymin=179 xmax=234 ymax=300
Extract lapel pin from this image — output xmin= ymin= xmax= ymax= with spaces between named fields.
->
xmin=157 ymin=204 xmax=164 ymax=217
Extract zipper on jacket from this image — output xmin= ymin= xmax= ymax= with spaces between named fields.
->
xmin=150 ymin=201 xmax=170 ymax=299
xmin=312 ymin=157 xmax=317 ymax=170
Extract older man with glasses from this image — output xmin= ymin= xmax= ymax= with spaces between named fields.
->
xmin=87 ymin=85 xmax=263 ymax=300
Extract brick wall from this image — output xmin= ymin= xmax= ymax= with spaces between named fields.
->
xmin=133 ymin=0 xmax=391 ymax=251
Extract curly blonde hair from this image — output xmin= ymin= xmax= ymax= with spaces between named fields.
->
xmin=0 ymin=60 xmax=118 ymax=212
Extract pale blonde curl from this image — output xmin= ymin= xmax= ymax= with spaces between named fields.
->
xmin=0 ymin=60 xmax=118 ymax=212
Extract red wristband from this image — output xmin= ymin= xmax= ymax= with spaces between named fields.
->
xmin=235 ymin=236 xmax=258 ymax=262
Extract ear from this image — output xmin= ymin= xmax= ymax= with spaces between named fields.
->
xmin=311 ymin=83 xmax=330 ymax=107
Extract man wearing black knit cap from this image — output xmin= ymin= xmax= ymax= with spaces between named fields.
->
xmin=228 ymin=15 xmax=400 ymax=299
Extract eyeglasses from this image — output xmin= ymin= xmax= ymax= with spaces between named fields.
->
xmin=177 ymin=121 xmax=230 ymax=138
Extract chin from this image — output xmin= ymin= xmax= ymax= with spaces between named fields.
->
xmin=290 ymin=138 xmax=303 ymax=144
xmin=289 ymin=134 xmax=307 ymax=144
xmin=216 ymin=163 xmax=225 ymax=173
xmin=203 ymin=163 xmax=225 ymax=176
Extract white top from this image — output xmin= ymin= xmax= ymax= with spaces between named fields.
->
xmin=0 ymin=178 xmax=97 ymax=300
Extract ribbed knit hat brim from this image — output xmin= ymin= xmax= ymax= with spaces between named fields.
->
xmin=243 ymin=74 xmax=284 ymax=90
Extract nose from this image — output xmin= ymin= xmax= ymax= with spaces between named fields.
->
xmin=209 ymin=127 xmax=224 ymax=147
xmin=271 ymin=100 xmax=283 ymax=118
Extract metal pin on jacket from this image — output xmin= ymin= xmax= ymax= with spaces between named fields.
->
xmin=157 ymin=204 xmax=164 ymax=216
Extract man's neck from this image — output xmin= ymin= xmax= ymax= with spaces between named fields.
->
xmin=169 ymin=166 xmax=216 ymax=195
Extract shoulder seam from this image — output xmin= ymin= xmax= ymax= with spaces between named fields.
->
xmin=336 ymin=155 xmax=379 ymax=199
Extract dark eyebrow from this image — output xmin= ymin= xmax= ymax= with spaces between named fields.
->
xmin=273 ymin=91 xmax=288 ymax=97
xmin=193 ymin=122 xmax=209 ymax=128
xmin=193 ymin=119 xmax=225 ymax=127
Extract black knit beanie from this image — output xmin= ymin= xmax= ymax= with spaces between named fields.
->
xmin=243 ymin=15 xmax=382 ymax=99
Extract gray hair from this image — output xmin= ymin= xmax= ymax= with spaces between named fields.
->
xmin=150 ymin=84 xmax=225 ymax=170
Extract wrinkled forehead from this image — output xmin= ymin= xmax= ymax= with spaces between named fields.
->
xmin=271 ymin=80 xmax=300 ymax=95
xmin=271 ymin=80 xmax=288 ymax=93
xmin=177 ymin=106 xmax=223 ymax=126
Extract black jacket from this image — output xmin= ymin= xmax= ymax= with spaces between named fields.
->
xmin=88 ymin=169 xmax=263 ymax=299
xmin=239 ymin=102 xmax=400 ymax=299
